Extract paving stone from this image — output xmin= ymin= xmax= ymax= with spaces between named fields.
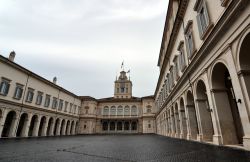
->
xmin=0 ymin=134 xmax=250 ymax=162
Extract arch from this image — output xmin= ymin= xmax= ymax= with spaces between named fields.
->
xmin=186 ymin=90 xmax=199 ymax=140
xmin=54 ymin=118 xmax=60 ymax=136
xmin=46 ymin=117 xmax=54 ymax=136
xmin=211 ymin=62 xmax=244 ymax=144
xmin=238 ymin=31 xmax=250 ymax=110
xmin=16 ymin=113 xmax=29 ymax=137
xmin=28 ymin=115 xmax=39 ymax=137
xmin=2 ymin=111 xmax=17 ymax=137
xmin=60 ymin=119 xmax=66 ymax=135
xmin=195 ymin=80 xmax=214 ymax=141
xmin=180 ymin=97 xmax=187 ymax=139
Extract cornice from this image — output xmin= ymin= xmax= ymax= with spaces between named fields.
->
xmin=155 ymin=0 xmax=189 ymax=97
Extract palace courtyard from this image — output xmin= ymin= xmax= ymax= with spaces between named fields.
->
xmin=0 ymin=135 xmax=250 ymax=162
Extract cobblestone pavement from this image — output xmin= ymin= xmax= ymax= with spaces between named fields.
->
xmin=0 ymin=134 xmax=250 ymax=162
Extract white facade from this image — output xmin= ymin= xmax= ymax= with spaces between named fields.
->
xmin=155 ymin=0 xmax=250 ymax=149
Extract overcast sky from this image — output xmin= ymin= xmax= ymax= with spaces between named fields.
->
xmin=0 ymin=0 xmax=168 ymax=99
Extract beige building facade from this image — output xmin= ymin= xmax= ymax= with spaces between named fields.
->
xmin=0 ymin=0 xmax=250 ymax=151
xmin=155 ymin=0 xmax=250 ymax=149
xmin=0 ymin=56 xmax=156 ymax=138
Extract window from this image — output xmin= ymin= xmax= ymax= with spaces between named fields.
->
xmin=121 ymin=87 xmax=125 ymax=93
xmin=117 ymin=88 xmax=119 ymax=93
xmin=36 ymin=91 xmax=43 ymax=105
xmin=148 ymin=124 xmax=151 ymax=128
xmin=110 ymin=106 xmax=116 ymax=115
xmin=166 ymin=74 xmax=170 ymax=94
xmin=124 ymin=106 xmax=130 ymax=116
xmin=85 ymin=106 xmax=89 ymax=114
xmin=52 ymin=97 xmax=58 ymax=109
xmin=13 ymin=84 xmax=23 ymax=100
xmin=26 ymin=88 xmax=34 ymax=103
xmin=58 ymin=99 xmax=64 ymax=111
xmin=64 ymin=101 xmax=68 ymax=112
xmin=74 ymin=105 xmax=77 ymax=114
xmin=178 ymin=42 xmax=187 ymax=71
xmin=44 ymin=95 xmax=51 ymax=107
xmin=69 ymin=103 xmax=73 ymax=113
xmin=194 ymin=0 xmax=211 ymax=39
xmin=173 ymin=57 xmax=179 ymax=80
xmin=169 ymin=67 xmax=174 ymax=88
xmin=117 ymin=106 xmax=123 ymax=116
xmin=126 ymin=88 xmax=128 ymax=93
xmin=0 ymin=78 xmax=10 ymax=96
xmin=131 ymin=106 xmax=137 ymax=116
xmin=103 ymin=106 xmax=109 ymax=115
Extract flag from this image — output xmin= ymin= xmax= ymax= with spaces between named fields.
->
xmin=121 ymin=61 xmax=124 ymax=68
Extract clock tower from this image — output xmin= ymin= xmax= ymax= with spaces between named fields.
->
xmin=114 ymin=70 xmax=132 ymax=99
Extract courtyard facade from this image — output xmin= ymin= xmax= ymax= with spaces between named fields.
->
xmin=155 ymin=0 xmax=250 ymax=149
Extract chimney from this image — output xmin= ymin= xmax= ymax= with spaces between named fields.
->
xmin=9 ymin=51 xmax=16 ymax=62
xmin=53 ymin=77 xmax=57 ymax=84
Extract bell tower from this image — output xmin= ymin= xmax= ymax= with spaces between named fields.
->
xmin=114 ymin=70 xmax=132 ymax=99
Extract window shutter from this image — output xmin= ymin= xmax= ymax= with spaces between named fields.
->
xmin=196 ymin=14 xmax=203 ymax=38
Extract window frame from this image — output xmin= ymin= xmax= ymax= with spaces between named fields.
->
xmin=0 ymin=78 xmax=11 ymax=96
xmin=35 ymin=91 xmax=43 ymax=105
xmin=44 ymin=94 xmax=51 ymax=107
xmin=26 ymin=88 xmax=34 ymax=103
xmin=13 ymin=83 xmax=24 ymax=100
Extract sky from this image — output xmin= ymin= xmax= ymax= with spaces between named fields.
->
xmin=0 ymin=0 xmax=168 ymax=99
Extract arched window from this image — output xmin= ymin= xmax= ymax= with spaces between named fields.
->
xmin=85 ymin=106 xmax=89 ymax=114
xmin=131 ymin=105 xmax=137 ymax=116
xmin=103 ymin=106 xmax=109 ymax=115
xmin=110 ymin=106 xmax=116 ymax=115
xmin=117 ymin=106 xmax=123 ymax=116
xmin=124 ymin=105 xmax=130 ymax=116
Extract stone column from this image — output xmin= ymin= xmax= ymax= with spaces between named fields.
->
xmin=22 ymin=114 xmax=32 ymax=137
xmin=72 ymin=121 xmax=76 ymax=135
xmin=56 ymin=119 xmax=62 ymax=136
xmin=171 ymin=114 xmax=175 ymax=137
xmin=67 ymin=122 xmax=72 ymax=135
xmin=62 ymin=122 xmax=67 ymax=135
xmin=41 ymin=117 xmax=49 ymax=136
xmin=185 ymin=105 xmax=198 ymax=140
xmin=32 ymin=116 xmax=41 ymax=137
xmin=174 ymin=112 xmax=179 ymax=138
xmin=9 ymin=115 xmax=20 ymax=138
xmin=49 ymin=119 xmax=55 ymax=136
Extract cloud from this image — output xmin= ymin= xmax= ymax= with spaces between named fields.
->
xmin=0 ymin=0 xmax=168 ymax=98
